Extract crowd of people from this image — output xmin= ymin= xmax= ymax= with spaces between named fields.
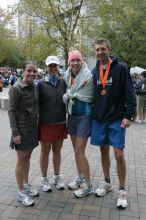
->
xmin=0 ymin=71 xmax=18 ymax=88
xmin=7 ymin=38 xmax=137 ymax=209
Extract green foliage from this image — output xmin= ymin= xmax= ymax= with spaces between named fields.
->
xmin=0 ymin=8 xmax=25 ymax=69
xmin=20 ymin=32 xmax=57 ymax=68
xmin=86 ymin=0 xmax=146 ymax=68
xmin=0 ymin=39 xmax=25 ymax=68
xmin=3 ymin=0 xmax=146 ymax=69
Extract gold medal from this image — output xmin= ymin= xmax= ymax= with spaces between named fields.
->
xmin=101 ymin=89 xmax=106 ymax=95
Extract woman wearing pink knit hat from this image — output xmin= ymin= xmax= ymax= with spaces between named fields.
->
xmin=63 ymin=50 xmax=94 ymax=198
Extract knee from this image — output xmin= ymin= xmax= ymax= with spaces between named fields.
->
xmin=52 ymin=149 xmax=61 ymax=158
xmin=41 ymin=150 xmax=50 ymax=159
xmin=100 ymin=145 xmax=109 ymax=157
xmin=52 ymin=145 xmax=61 ymax=155
xmin=17 ymin=154 xmax=30 ymax=165
xmin=41 ymin=144 xmax=51 ymax=157
xmin=74 ymin=147 xmax=80 ymax=156
xmin=114 ymin=149 xmax=124 ymax=162
xmin=74 ymin=147 xmax=84 ymax=159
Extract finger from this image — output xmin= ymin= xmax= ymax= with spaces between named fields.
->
xmin=121 ymin=122 xmax=126 ymax=128
xmin=18 ymin=139 xmax=21 ymax=144
xmin=120 ymin=122 xmax=124 ymax=128
xmin=16 ymin=139 xmax=21 ymax=145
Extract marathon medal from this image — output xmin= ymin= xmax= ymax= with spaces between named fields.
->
xmin=101 ymin=88 xmax=106 ymax=95
xmin=99 ymin=59 xmax=112 ymax=96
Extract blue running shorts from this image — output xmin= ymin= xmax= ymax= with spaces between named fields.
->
xmin=90 ymin=119 xmax=126 ymax=149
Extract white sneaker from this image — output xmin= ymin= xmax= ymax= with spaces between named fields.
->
xmin=74 ymin=183 xmax=94 ymax=198
xmin=138 ymin=120 xmax=143 ymax=124
xmin=40 ymin=177 xmax=52 ymax=192
xmin=53 ymin=175 xmax=65 ymax=190
xmin=17 ymin=192 xmax=35 ymax=206
xmin=135 ymin=119 xmax=143 ymax=124
xmin=24 ymin=183 xmax=39 ymax=197
xmin=116 ymin=190 xmax=128 ymax=208
xmin=68 ymin=177 xmax=84 ymax=190
xmin=95 ymin=181 xmax=113 ymax=197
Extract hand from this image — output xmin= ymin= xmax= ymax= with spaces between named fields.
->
xmin=60 ymin=75 xmax=65 ymax=80
xmin=121 ymin=119 xmax=131 ymax=128
xmin=63 ymin=93 xmax=68 ymax=104
xmin=13 ymin=135 xmax=21 ymax=145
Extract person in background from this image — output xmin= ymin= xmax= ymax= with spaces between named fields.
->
xmin=91 ymin=38 xmax=136 ymax=208
xmin=37 ymin=56 xmax=67 ymax=192
xmin=0 ymin=80 xmax=3 ymax=92
xmin=8 ymin=61 xmax=39 ymax=206
xmin=9 ymin=73 xmax=17 ymax=86
xmin=63 ymin=50 xmax=94 ymax=198
xmin=135 ymin=71 xmax=146 ymax=124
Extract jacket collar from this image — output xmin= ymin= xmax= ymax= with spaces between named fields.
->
xmin=17 ymin=79 xmax=34 ymax=88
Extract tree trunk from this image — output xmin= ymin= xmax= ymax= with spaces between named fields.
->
xmin=64 ymin=46 xmax=69 ymax=70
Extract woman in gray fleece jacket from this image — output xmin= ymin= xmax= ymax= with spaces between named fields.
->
xmin=8 ymin=61 xmax=39 ymax=207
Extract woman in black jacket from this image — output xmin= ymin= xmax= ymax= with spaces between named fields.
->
xmin=38 ymin=56 xmax=67 ymax=192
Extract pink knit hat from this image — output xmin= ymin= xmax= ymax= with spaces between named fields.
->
xmin=68 ymin=50 xmax=83 ymax=64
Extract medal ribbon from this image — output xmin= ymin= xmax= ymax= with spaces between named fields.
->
xmin=99 ymin=59 xmax=112 ymax=89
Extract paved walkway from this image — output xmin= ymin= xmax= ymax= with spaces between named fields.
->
xmin=0 ymin=88 xmax=9 ymax=99
xmin=0 ymin=108 xmax=146 ymax=220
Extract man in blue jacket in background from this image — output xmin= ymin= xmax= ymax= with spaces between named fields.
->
xmin=91 ymin=38 xmax=136 ymax=209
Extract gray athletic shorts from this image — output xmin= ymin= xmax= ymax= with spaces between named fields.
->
xmin=67 ymin=114 xmax=92 ymax=138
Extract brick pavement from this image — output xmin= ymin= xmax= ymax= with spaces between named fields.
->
xmin=0 ymin=108 xmax=146 ymax=220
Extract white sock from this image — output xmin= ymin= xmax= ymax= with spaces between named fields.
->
xmin=18 ymin=190 xmax=24 ymax=194
xmin=41 ymin=176 xmax=47 ymax=179
xmin=54 ymin=174 xmax=60 ymax=179
xmin=84 ymin=180 xmax=91 ymax=187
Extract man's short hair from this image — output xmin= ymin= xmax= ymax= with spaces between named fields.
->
xmin=94 ymin=38 xmax=111 ymax=49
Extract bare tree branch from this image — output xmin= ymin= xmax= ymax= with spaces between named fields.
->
xmin=47 ymin=0 xmax=65 ymax=37
xmin=70 ymin=0 xmax=83 ymax=40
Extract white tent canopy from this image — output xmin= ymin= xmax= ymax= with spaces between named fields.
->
xmin=130 ymin=66 xmax=145 ymax=75
xmin=38 ymin=68 xmax=43 ymax=73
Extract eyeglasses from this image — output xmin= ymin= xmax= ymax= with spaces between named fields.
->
xmin=26 ymin=69 xmax=37 ymax=73
xmin=48 ymin=64 xmax=58 ymax=68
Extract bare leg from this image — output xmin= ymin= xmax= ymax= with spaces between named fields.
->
xmin=114 ymin=148 xmax=126 ymax=188
xmin=15 ymin=151 xmax=31 ymax=191
xmin=143 ymin=111 xmax=146 ymax=121
xmin=100 ymin=145 xmax=110 ymax=179
xmin=74 ymin=137 xmax=90 ymax=182
xmin=52 ymin=140 xmax=63 ymax=174
xmin=137 ymin=96 xmax=144 ymax=121
xmin=70 ymin=135 xmax=83 ymax=177
xmin=23 ymin=151 xmax=32 ymax=184
xmin=40 ymin=141 xmax=51 ymax=177
xmin=138 ymin=114 xmax=143 ymax=121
